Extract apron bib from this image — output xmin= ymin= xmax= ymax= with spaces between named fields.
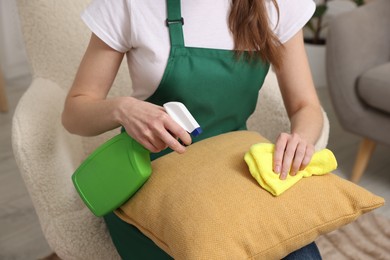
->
xmin=105 ymin=0 xmax=270 ymax=258
xmin=148 ymin=0 xmax=269 ymax=160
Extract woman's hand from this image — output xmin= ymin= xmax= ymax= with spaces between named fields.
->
xmin=273 ymin=132 xmax=315 ymax=180
xmin=118 ymin=98 xmax=192 ymax=154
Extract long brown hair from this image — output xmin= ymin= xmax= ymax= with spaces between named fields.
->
xmin=229 ymin=0 xmax=283 ymax=69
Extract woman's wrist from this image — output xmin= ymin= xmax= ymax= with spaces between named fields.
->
xmin=290 ymin=105 xmax=323 ymax=146
xmin=113 ymin=96 xmax=137 ymax=128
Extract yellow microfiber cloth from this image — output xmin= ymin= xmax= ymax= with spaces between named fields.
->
xmin=244 ymin=143 xmax=338 ymax=196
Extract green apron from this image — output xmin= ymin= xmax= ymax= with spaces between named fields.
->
xmin=104 ymin=0 xmax=269 ymax=258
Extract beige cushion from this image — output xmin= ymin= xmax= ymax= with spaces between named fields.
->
xmin=357 ymin=62 xmax=390 ymax=114
xmin=116 ymin=131 xmax=383 ymax=259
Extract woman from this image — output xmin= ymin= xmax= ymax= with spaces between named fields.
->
xmin=62 ymin=0 xmax=323 ymax=258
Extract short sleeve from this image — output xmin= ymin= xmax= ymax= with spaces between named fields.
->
xmin=81 ymin=0 xmax=132 ymax=52
xmin=267 ymin=0 xmax=316 ymax=43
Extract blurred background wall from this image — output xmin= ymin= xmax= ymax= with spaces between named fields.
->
xmin=0 ymin=0 xmax=30 ymax=82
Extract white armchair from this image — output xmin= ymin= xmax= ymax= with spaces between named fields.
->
xmin=12 ymin=1 xmax=329 ymax=259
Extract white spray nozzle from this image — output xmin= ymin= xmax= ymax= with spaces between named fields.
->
xmin=163 ymin=102 xmax=202 ymax=137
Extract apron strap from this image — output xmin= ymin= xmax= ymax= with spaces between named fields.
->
xmin=166 ymin=0 xmax=185 ymax=47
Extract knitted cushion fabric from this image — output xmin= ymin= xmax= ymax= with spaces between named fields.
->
xmin=115 ymin=131 xmax=384 ymax=260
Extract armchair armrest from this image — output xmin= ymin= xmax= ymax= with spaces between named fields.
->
xmin=12 ymin=77 xmax=119 ymax=259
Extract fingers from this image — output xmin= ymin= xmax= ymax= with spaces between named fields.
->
xmin=300 ymin=145 xmax=314 ymax=170
xmin=163 ymin=114 xmax=192 ymax=147
xmin=273 ymin=133 xmax=314 ymax=180
xmin=273 ymin=134 xmax=286 ymax=177
xmin=274 ymin=133 xmax=298 ymax=180
xmin=140 ymin=130 xmax=169 ymax=153
xmin=137 ymin=114 xmax=190 ymax=154
xmin=123 ymin=101 xmax=192 ymax=154
xmin=159 ymin=113 xmax=192 ymax=153
xmin=290 ymin=142 xmax=306 ymax=176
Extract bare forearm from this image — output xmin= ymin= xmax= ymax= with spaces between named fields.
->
xmin=62 ymin=33 xmax=190 ymax=152
xmin=275 ymin=29 xmax=323 ymax=147
xmin=289 ymin=104 xmax=323 ymax=146
xmin=62 ymin=95 xmax=130 ymax=136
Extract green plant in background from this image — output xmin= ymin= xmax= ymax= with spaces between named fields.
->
xmin=305 ymin=0 xmax=365 ymax=44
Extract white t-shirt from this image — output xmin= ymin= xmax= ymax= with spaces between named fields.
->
xmin=82 ymin=0 xmax=315 ymax=100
